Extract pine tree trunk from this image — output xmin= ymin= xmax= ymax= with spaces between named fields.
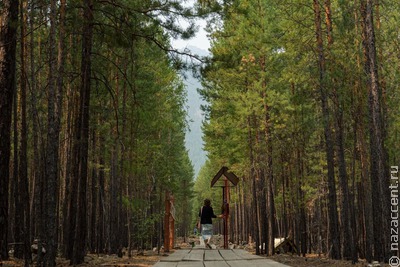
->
xmin=313 ymin=0 xmax=340 ymax=259
xmin=354 ymin=6 xmax=374 ymax=261
xmin=8 ymin=110 xmax=15 ymax=255
xmin=324 ymin=0 xmax=356 ymax=260
xmin=240 ymin=182 xmax=246 ymax=243
xmin=298 ymin=150 xmax=307 ymax=257
xmin=18 ymin=1 xmax=32 ymax=263
xmin=254 ymin=125 xmax=266 ymax=254
xmin=110 ymin=147 xmax=119 ymax=253
xmin=248 ymin=116 xmax=260 ymax=255
xmin=266 ymin=136 xmax=275 ymax=256
xmin=358 ymin=120 xmax=374 ymax=262
xmin=127 ymin=168 xmax=132 ymax=256
xmin=120 ymin=79 xmax=127 ymax=247
xmin=280 ymin=153 xmax=288 ymax=239
xmin=72 ymin=0 xmax=94 ymax=263
xmin=65 ymin=110 xmax=77 ymax=259
xmin=0 ymin=0 xmax=19 ymax=260
xmin=13 ymin=73 xmax=22 ymax=259
xmin=63 ymin=66 xmax=78 ymax=260
xmin=28 ymin=0 xmax=39 ymax=249
xmin=90 ymin=130 xmax=97 ymax=253
xmin=98 ymin=142 xmax=105 ymax=253
xmin=44 ymin=0 xmax=61 ymax=264
xmin=333 ymin=95 xmax=356 ymax=261
xmin=258 ymin=169 xmax=267 ymax=254
xmin=360 ymin=0 xmax=389 ymax=261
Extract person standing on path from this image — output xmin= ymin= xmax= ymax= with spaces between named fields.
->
xmin=199 ymin=199 xmax=223 ymax=249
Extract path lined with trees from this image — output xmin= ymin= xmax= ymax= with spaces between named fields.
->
xmin=0 ymin=0 xmax=399 ymax=266
xmin=195 ymin=0 xmax=399 ymax=264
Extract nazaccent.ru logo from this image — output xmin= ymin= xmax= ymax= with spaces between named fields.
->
xmin=390 ymin=166 xmax=399 ymax=267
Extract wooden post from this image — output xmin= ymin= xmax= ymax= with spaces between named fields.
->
xmin=223 ymin=178 xmax=229 ymax=249
xmin=210 ymin=167 xmax=238 ymax=249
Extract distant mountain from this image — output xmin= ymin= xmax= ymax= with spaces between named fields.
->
xmin=185 ymin=45 xmax=209 ymax=57
xmin=183 ymin=46 xmax=209 ymax=178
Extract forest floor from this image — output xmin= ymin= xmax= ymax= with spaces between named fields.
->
xmin=268 ymin=253 xmax=390 ymax=267
xmin=1 ymin=252 xmax=390 ymax=267
xmin=1 ymin=236 xmax=390 ymax=266
xmin=1 ymin=251 xmax=161 ymax=267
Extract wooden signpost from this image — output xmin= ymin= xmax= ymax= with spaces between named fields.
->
xmin=211 ymin=166 xmax=239 ymax=249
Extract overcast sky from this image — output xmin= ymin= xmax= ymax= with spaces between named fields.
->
xmin=171 ymin=19 xmax=211 ymax=51
xmin=172 ymin=16 xmax=210 ymax=177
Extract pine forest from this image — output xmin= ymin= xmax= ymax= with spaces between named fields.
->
xmin=0 ymin=0 xmax=399 ymax=266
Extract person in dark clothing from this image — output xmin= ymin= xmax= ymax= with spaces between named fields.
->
xmin=198 ymin=199 xmax=223 ymax=249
